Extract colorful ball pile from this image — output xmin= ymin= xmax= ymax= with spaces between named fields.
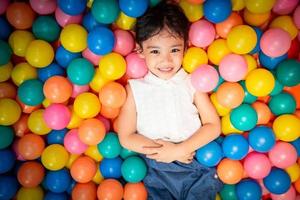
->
xmin=0 ymin=0 xmax=299 ymax=199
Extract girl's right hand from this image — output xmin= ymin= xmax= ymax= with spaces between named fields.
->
xmin=177 ymin=151 xmax=195 ymax=164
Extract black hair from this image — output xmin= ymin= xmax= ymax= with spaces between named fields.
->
xmin=135 ymin=1 xmax=189 ymax=49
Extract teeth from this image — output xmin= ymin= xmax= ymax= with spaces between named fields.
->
xmin=159 ymin=67 xmax=172 ymax=72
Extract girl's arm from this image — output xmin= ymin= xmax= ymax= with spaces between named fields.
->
xmin=114 ymin=84 xmax=161 ymax=155
xmin=177 ymin=91 xmax=221 ymax=153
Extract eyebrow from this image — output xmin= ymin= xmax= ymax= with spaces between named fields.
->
xmin=146 ymin=44 xmax=183 ymax=49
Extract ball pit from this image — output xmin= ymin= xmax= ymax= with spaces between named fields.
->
xmin=0 ymin=0 xmax=299 ymax=199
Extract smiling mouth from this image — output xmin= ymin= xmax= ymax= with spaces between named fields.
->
xmin=158 ymin=67 xmax=173 ymax=72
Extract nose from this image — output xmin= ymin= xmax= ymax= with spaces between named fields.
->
xmin=164 ymin=52 xmax=172 ymax=62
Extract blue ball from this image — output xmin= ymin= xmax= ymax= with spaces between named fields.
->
xmin=291 ymin=138 xmax=300 ymax=157
xmin=0 ymin=175 xmax=18 ymax=200
xmin=55 ymin=45 xmax=81 ymax=68
xmin=38 ymin=63 xmax=65 ymax=82
xmin=249 ymin=27 xmax=263 ymax=54
xmin=47 ymin=128 xmax=68 ymax=145
xmin=259 ymin=51 xmax=288 ymax=70
xmin=66 ymin=179 xmax=76 ymax=195
xmin=0 ymin=149 xmax=15 ymax=174
xmin=263 ymin=168 xmax=291 ymax=195
xmin=0 ymin=17 xmax=12 ymax=40
xmin=58 ymin=0 xmax=87 ymax=16
xmin=18 ymin=79 xmax=45 ymax=106
xmin=45 ymin=169 xmax=71 ymax=193
xmin=82 ymin=12 xmax=106 ymax=32
xmin=248 ymin=126 xmax=276 ymax=153
xmin=45 ymin=192 xmax=68 ymax=200
xmin=236 ymin=179 xmax=262 ymax=200
xmin=203 ymin=0 xmax=232 ymax=23
xmin=87 ymin=27 xmax=115 ymax=55
xmin=119 ymin=0 xmax=149 ymax=18
xmin=196 ymin=141 xmax=223 ymax=167
xmin=100 ymin=157 xmax=122 ymax=179
xmin=222 ymin=134 xmax=249 ymax=160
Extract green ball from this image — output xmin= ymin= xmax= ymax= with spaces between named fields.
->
xmin=269 ymin=79 xmax=284 ymax=96
xmin=18 ymin=79 xmax=45 ymax=106
xmin=269 ymin=92 xmax=296 ymax=116
xmin=0 ymin=40 xmax=12 ymax=65
xmin=121 ymin=156 xmax=147 ymax=183
xmin=220 ymin=184 xmax=238 ymax=200
xmin=32 ymin=16 xmax=61 ymax=42
xmin=120 ymin=147 xmax=137 ymax=159
xmin=276 ymin=59 xmax=300 ymax=87
xmin=0 ymin=126 xmax=14 ymax=149
xmin=91 ymin=0 xmax=120 ymax=24
xmin=230 ymin=104 xmax=258 ymax=131
xmin=97 ymin=132 xmax=121 ymax=158
xmin=240 ymin=81 xmax=257 ymax=104
xmin=67 ymin=58 xmax=95 ymax=85
xmin=150 ymin=0 xmax=162 ymax=7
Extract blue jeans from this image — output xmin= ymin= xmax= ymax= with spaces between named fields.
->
xmin=140 ymin=155 xmax=223 ymax=200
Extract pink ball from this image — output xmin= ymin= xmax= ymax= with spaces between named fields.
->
xmin=0 ymin=0 xmax=9 ymax=15
xmin=271 ymin=186 xmax=296 ymax=200
xmin=191 ymin=64 xmax=219 ymax=92
xmin=55 ymin=7 xmax=82 ymax=27
xmin=43 ymin=104 xmax=71 ymax=130
xmin=29 ymin=0 xmax=56 ymax=15
xmin=71 ymin=84 xmax=90 ymax=98
xmin=293 ymin=6 xmax=300 ymax=29
xmin=260 ymin=28 xmax=292 ymax=57
xmin=96 ymin=114 xmax=111 ymax=132
xmin=113 ymin=29 xmax=135 ymax=56
xmin=12 ymin=139 xmax=25 ymax=161
xmin=82 ymin=48 xmax=102 ymax=66
xmin=64 ymin=129 xmax=87 ymax=154
xmin=268 ymin=141 xmax=298 ymax=169
xmin=219 ymin=53 xmax=247 ymax=82
xmin=189 ymin=20 xmax=215 ymax=48
xmin=258 ymin=179 xmax=270 ymax=195
xmin=125 ymin=52 xmax=148 ymax=79
xmin=272 ymin=0 xmax=299 ymax=15
xmin=243 ymin=152 xmax=271 ymax=179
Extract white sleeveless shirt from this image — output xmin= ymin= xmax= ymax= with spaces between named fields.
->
xmin=128 ymin=69 xmax=202 ymax=143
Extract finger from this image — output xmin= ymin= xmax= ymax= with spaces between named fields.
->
xmin=146 ymin=153 xmax=159 ymax=159
xmin=143 ymin=147 xmax=161 ymax=155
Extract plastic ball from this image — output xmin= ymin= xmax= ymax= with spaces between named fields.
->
xmin=119 ymin=0 xmax=148 ymax=18
xmin=97 ymin=179 xmax=123 ymax=200
xmin=0 ymin=98 xmax=21 ymax=126
xmin=8 ymin=30 xmax=34 ymax=57
xmin=244 ymin=152 xmax=271 ymax=179
xmin=55 ymin=7 xmax=83 ymax=27
xmin=243 ymin=9 xmax=271 ymax=27
xmin=43 ymin=76 xmax=72 ymax=103
xmin=0 ymin=149 xmax=15 ymax=174
xmin=203 ymin=0 xmax=232 ymax=23
xmin=72 ymin=182 xmax=97 ymax=200
xmin=0 ymin=175 xmax=18 ymax=200
xmin=263 ymin=167 xmax=291 ymax=195
xmin=272 ymin=0 xmax=299 ymax=15
xmin=11 ymin=62 xmax=37 ymax=86
xmin=273 ymin=114 xmax=300 ymax=142
xmin=183 ymin=47 xmax=208 ymax=73
xmin=121 ymin=156 xmax=147 ymax=183
xmin=58 ymin=0 xmax=87 ymax=16
xmin=44 ymin=192 xmax=68 ymax=200
xmin=196 ymin=141 xmax=223 ymax=167
xmin=236 ymin=179 xmax=262 ymax=200
xmin=230 ymin=104 xmax=257 ymax=131
xmin=6 ymin=2 xmax=35 ymax=29
xmin=67 ymin=58 xmax=95 ymax=85
xmin=216 ymin=82 xmax=244 ymax=109
xmin=41 ymin=144 xmax=69 ymax=171
xmin=219 ymin=53 xmax=247 ymax=82
xmin=64 ymin=129 xmax=88 ymax=154
xmin=0 ymin=126 xmax=14 ymax=149
xmin=270 ymin=16 xmax=298 ymax=40
xmin=276 ymin=59 xmax=300 ymax=87
xmin=28 ymin=109 xmax=51 ymax=135
xmin=220 ymin=184 xmax=237 ymax=200
xmin=113 ymin=29 xmax=135 ymax=56
xmin=87 ymin=27 xmax=115 ymax=55
xmin=207 ymin=39 xmax=232 ymax=65
xmin=0 ymin=16 xmax=12 ymax=40
xmin=37 ymin=63 xmax=65 ymax=82
xmin=125 ymin=52 xmax=148 ymax=79
xmin=189 ymin=19 xmax=215 ymax=48
xmin=0 ymin=62 xmax=13 ymax=82
xmin=248 ymin=126 xmax=276 ymax=153
xmin=258 ymin=51 xmax=288 ymax=70
xmin=123 ymin=182 xmax=148 ymax=200
xmin=269 ymin=142 xmax=298 ymax=169
xmin=179 ymin=0 xmax=203 ymax=22
xmin=217 ymin=158 xmax=244 ymax=184
xmin=115 ymin=11 xmax=136 ymax=30
xmin=78 ymin=118 xmax=106 ymax=146
xmin=271 ymin=186 xmax=296 ymax=200
xmin=120 ymin=148 xmax=138 ymax=160
xmin=55 ymin=45 xmax=81 ymax=68
xmin=245 ymin=0 xmax=276 ymax=14
xmin=249 ymin=27 xmax=263 ymax=54
xmin=47 ymin=128 xmax=67 ymax=145
xmin=252 ymin=101 xmax=272 ymax=125
xmin=43 ymin=104 xmax=71 ymax=130
xmin=29 ymin=0 xmax=57 ymax=15
xmin=32 ymin=16 xmax=60 ymax=42
xmin=70 ymin=156 xmax=97 ymax=183
xmin=17 ymin=133 xmax=45 ymax=160
xmin=191 ymin=64 xmax=219 ymax=92
xmin=100 ymin=157 xmax=122 ymax=179
xmin=18 ymin=79 xmax=44 ymax=106
xmin=99 ymin=52 xmax=126 ymax=80
xmin=74 ymin=92 xmax=101 ymax=119
xmin=269 ymin=92 xmax=296 ymax=116
xmin=97 ymin=132 xmax=121 ymax=158
xmin=216 ymin=12 xmax=243 ymax=39
xmin=60 ymin=24 xmax=87 ymax=53
xmin=286 ymin=163 xmax=300 ymax=182
xmin=210 ymin=93 xmax=231 ymax=117
xmin=82 ymin=12 xmax=105 ymax=32
xmin=99 ymin=82 xmax=127 ymax=108
xmin=91 ymin=0 xmax=120 ymax=24
xmin=222 ymin=134 xmax=249 ymax=160
xmin=294 ymin=6 xmax=300 ymax=29
xmin=0 ymin=40 xmax=12 ymax=66
xmin=17 ymin=161 xmax=45 ymax=188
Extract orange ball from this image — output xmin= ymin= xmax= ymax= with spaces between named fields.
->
xmin=0 ymin=82 xmax=17 ymax=99
xmin=99 ymin=82 xmax=126 ymax=109
xmin=6 ymin=2 xmax=35 ymax=29
xmin=285 ymin=85 xmax=300 ymax=109
xmin=123 ymin=182 xmax=148 ymax=200
xmin=100 ymin=105 xmax=120 ymax=119
xmin=216 ymin=82 xmax=245 ymax=109
xmin=70 ymin=156 xmax=97 ymax=183
xmin=16 ymin=97 xmax=41 ymax=114
xmin=43 ymin=76 xmax=72 ymax=103
xmin=13 ymin=114 xmax=29 ymax=137
xmin=216 ymin=12 xmax=243 ymax=38
xmin=18 ymin=133 xmax=45 ymax=160
xmin=72 ymin=182 xmax=97 ymax=200
xmin=217 ymin=158 xmax=244 ymax=184
xmin=186 ymin=0 xmax=204 ymax=3
xmin=97 ymin=179 xmax=124 ymax=200
xmin=17 ymin=161 xmax=45 ymax=188
xmin=295 ymin=177 xmax=300 ymax=193
xmin=252 ymin=101 xmax=272 ymax=125
xmin=78 ymin=118 xmax=106 ymax=146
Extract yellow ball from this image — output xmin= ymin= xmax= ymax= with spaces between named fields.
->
xmin=207 ymin=39 xmax=231 ymax=65
xmin=74 ymin=92 xmax=101 ymax=119
xmin=286 ymin=163 xmax=300 ymax=182
xmin=231 ymin=0 xmax=245 ymax=11
xmin=65 ymin=154 xmax=80 ymax=169
xmin=17 ymin=186 xmax=44 ymax=200
xmin=89 ymin=68 xmax=111 ymax=92
xmin=60 ymin=24 xmax=88 ymax=53
xmin=67 ymin=106 xmax=83 ymax=129
xmin=273 ymin=114 xmax=300 ymax=142
xmin=210 ymin=93 xmax=231 ymax=117
xmin=25 ymin=40 xmax=54 ymax=68
xmin=85 ymin=145 xmax=103 ymax=162
xmin=245 ymin=68 xmax=275 ymax=97
xmin=243 ymin=54 xmax=257 ymax=74
xmin=41 ymin=144 xmax=69 ymax=171
xmin=179 ymin=0 xmax=203 ymax=22
xmin=0 ymin=62 xmax=13 ymax=82
xmin=9 ymin=30 xmax=34 ymax=57
xmin=183 ymin=47 xmax=208 ymax=73
xmin=270 ymin=16 xmax=298 ymax=39
xmin=227 ymin=25 xmax=257 ymax=54
xmin=115 ymin=12 xmax=136 ymax=30
xmin=11 ymin=62 xmax=37 ymax=86
xmin=243 ymin=9 xmax=271 ymax=26
xmin=0 ymin=98 xmax=21 ymax=125
xmin=28 ymin=109 xmax=51 ymax=135
xmin=221 ymin=114 xmax=243 ymax=135
xmin=215 ymin=193 xmax=221 ymax=200
xmin=42 ymin=98 xmax=51 ymax=108
xmin=99 ymin=52 xmax=126 ymax=80
xmin=93 ymin=164 xmax=104 ymax=184
xmin=245 ymin=0 xmax=276 ymax=14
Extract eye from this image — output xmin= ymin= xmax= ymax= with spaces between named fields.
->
xmin=150 ymin=49 xmax=159 ymax=54
xmin=171 ymin=48 xmax=180 ymax=53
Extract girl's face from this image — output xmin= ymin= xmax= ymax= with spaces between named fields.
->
xmin=139 ymin=28 xmax=185 ymax=80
